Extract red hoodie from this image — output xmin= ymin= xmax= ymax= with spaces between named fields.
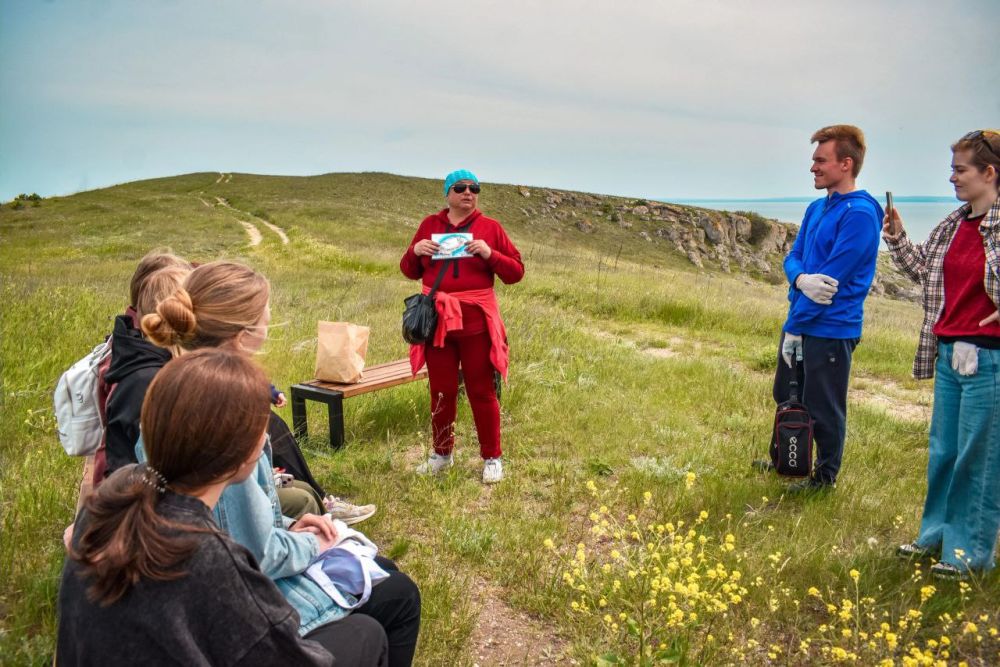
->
xmin=400 ymin=209 xmax=524 ymax=374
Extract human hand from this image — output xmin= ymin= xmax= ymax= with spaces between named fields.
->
xmin=465 ymin=239 xmax=492 ymax=260
xmin=795 ymin=273 xmax=839 ymax=305
xmin=275 ymin=392 xmax=287 ymax=408
xmin=290 ymin=513 xmax=338 ymax=551
xmin=413 ymin=239 xmax=441 ymax=257
xmin=781 ymin=333 xmax=804 ymax=369
xmin=952 ymin=342 xmax=979 ymax=376
xmin=882 ymin=209 xmax=905 ymax=240
xmin=980 ymin=311 xmax=999 ymax=327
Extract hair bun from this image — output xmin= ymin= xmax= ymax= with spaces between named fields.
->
xmin=142 ymin=288 xmax=196 ymax=347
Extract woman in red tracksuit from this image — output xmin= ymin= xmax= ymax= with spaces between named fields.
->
xmin=400 ymin=169 xmax=524 ymax=484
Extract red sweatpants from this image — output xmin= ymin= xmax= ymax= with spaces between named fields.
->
xmin=424 ymin=331 xmax=501 ymax=459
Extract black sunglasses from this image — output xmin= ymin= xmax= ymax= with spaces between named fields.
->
xmin=962 ymin=130 xmax=1000 ymax=160
xmin=451 ymin=183 xmax=481 ymax=194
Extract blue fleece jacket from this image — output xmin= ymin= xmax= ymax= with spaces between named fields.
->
xmin=783 ymin=190 xmax=882 ymax=339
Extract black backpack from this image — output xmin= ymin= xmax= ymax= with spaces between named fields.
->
xmin=769 ymin=359 xmax=814 ymax=477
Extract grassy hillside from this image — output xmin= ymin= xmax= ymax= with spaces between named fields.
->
xmin=1 ymin=172 xmax=996 ymax=665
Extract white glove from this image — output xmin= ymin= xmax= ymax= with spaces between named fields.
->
xmin=952 ymin=342 xmax=979 ymax=376
xmin=782 ymin=333 xmax=803 ymax=368
xmin=796 ymin=273 xmax=839 ymax=305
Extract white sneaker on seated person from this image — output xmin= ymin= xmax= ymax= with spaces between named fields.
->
xmin=322 ymin=496 xmax=377 ymax=525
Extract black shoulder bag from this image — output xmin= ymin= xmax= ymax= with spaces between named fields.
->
xmin=401 ymin=220 xmax=475 ymax=345
xmin=402 ymin=258 xmax=454 ymax=345
xmin=769 ymin=357 xmax=814 ymax=477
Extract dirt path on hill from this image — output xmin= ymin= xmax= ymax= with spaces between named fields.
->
xmin=198 ymin=197 xmax=264 ymax=247
xmin=401 ymin=444 xmax=573 ymax=665
xmin=213 ymin=196 xmax=289 ymax=245
xmin=468 ymin=577 xmax=573 ymax=666
xmin=239 ymin=220 xmax=263 ymax=246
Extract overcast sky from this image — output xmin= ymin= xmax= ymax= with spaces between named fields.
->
xmin=2 ymin=0 xmax=998 ymax=201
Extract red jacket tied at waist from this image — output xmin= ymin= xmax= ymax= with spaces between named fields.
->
xmin=409 ymin=287 xmax=509 ymax=380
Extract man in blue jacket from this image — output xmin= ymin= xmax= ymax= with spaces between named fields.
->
xmin=769 ymin=125 xmax=883 ymax=492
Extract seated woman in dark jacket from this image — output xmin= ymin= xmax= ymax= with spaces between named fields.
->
xmin=58 ymin=349 xmax=382 ymax=665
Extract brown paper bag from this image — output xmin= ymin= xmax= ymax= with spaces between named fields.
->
xmin=315 ymin=321 xmax=369 ymax=383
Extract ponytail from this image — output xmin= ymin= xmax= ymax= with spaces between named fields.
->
xmin=71 ymin=464 xmax=203 ymax=605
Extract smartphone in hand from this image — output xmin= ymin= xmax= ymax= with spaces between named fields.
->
xmin=886 ymin=191 xmax=899 ymax=236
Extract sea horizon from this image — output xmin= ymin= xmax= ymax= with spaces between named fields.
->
xmin=660 ymin=195 xmax=962 ymax=245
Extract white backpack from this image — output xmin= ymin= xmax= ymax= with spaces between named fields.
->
xmin=54 ymin=340 xmax=112 ymax=456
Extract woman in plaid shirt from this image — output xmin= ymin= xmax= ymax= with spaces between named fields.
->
xmin=884 ymin=130 xmax=1000 ymax=579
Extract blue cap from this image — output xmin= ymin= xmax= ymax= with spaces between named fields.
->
xmin=444 ymin=169 xmax=479 ymax=196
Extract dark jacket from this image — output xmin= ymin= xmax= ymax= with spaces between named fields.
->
xmin=57 ymin=487 xmax=335 ymax=666
xmin=102 ymin=315 xmax=171 ymax=477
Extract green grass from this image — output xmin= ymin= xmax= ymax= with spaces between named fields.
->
xmin=1 ymin=172 xmax=997 ymax=665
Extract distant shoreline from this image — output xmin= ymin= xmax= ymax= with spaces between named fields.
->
xmin=668 ymin=195 xmax=955 ymax=204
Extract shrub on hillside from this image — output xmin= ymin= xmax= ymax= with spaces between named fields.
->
xmin=736 ymin=210 xmax=775 ymax=248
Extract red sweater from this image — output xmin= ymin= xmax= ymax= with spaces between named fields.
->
xmin=400 ymin=209 xmax=524 ymax=334
xmin=933 ymin=214 xmax=1000 ymax=342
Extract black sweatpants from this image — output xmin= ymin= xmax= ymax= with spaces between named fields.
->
xmin=773 ymin=333 xmax=859 ymax=484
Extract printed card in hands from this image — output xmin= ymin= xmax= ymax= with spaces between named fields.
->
xmin=432 ymin=233 xmax=473 ymax=260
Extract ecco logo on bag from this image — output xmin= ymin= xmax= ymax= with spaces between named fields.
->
xmin=788 ymin=436 xmax=798 ymax=468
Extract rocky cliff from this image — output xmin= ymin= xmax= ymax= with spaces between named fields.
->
xmin=510 ymin=186 xmax=919 ymax=301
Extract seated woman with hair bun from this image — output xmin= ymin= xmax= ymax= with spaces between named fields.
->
xmin=139 ymin=260 xmax=420 ymax=667
xmin=58 ymin=349 xmax=343 ymax=665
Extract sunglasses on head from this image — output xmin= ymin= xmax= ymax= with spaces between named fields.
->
xmin=962 ymin=129 xmax=1000 ymax=160
xmin=451 ymin=183 xmax=481 ymax=194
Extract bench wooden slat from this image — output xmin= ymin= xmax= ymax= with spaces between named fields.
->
xmin=307 ymin=360 xmax=424 ymax=397
xmin=290 ymin=358 xmax=428 ymax=448
xmin=76 ymin=455 xmax=95 ymax=515
xmin=309 ymin=359 xmax=411 ymax=384
xmin=339 ymin=367 xmax=428 ymax=397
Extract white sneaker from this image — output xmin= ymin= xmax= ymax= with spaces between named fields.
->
xmin=416 ymin=452 xmax=453 ymax=475
xmin=322 ymin=496 xmax=377 ymax=525
xmin=482 ymin=458 xmax=503 ymax=484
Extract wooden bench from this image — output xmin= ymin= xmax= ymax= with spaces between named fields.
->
xmin=290 ymin=359 xmax=428 ymax=449
xmin=77 ymin=455 xmax=95 ymax=514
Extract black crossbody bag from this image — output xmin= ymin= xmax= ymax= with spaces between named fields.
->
xmin=401 ymin=221 xmax=473 ymax=345
xmin=769 ymin=357 xmax=814 ymax=477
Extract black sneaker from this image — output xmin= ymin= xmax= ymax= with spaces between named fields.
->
xmin=751 ymin=459 xmax=776 ymax=472
xmin=786 ymin=478 xmax=835 ymax=495
xmin=896 ymin=542 xmax=936 ymax=561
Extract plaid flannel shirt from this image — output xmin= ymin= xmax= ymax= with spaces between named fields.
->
xmin=884 ymin=197 xmax=1000 ymax=379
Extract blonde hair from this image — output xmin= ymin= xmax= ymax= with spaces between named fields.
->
xmin=134 ymin=266 xmax=191 ymax=320
xmin=129 ymin=249 xmax=191 ymax=309
xmin=811 ymin=125 xmax=867 ymax=177
xmin=142 ymin=261 xmax=270 ymax=352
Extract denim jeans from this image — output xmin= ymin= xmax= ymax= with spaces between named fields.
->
xmin=916 ymin=342 xmax=1000 ymax=572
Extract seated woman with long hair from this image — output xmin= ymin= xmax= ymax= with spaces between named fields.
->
xmin=58 ymin=349 xmax=346 ymax=665
xmin=138 ymin=261 xmax=419 ymax=666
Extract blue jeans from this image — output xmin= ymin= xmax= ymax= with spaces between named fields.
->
xmin=916 ymin=342 xmax=1000 ymax=572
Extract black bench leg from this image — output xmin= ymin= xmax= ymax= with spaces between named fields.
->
xmin=291 ymin=388 xmax=308 ymax=440
xmin=328 ymin=394 xmax=345 ymax=450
